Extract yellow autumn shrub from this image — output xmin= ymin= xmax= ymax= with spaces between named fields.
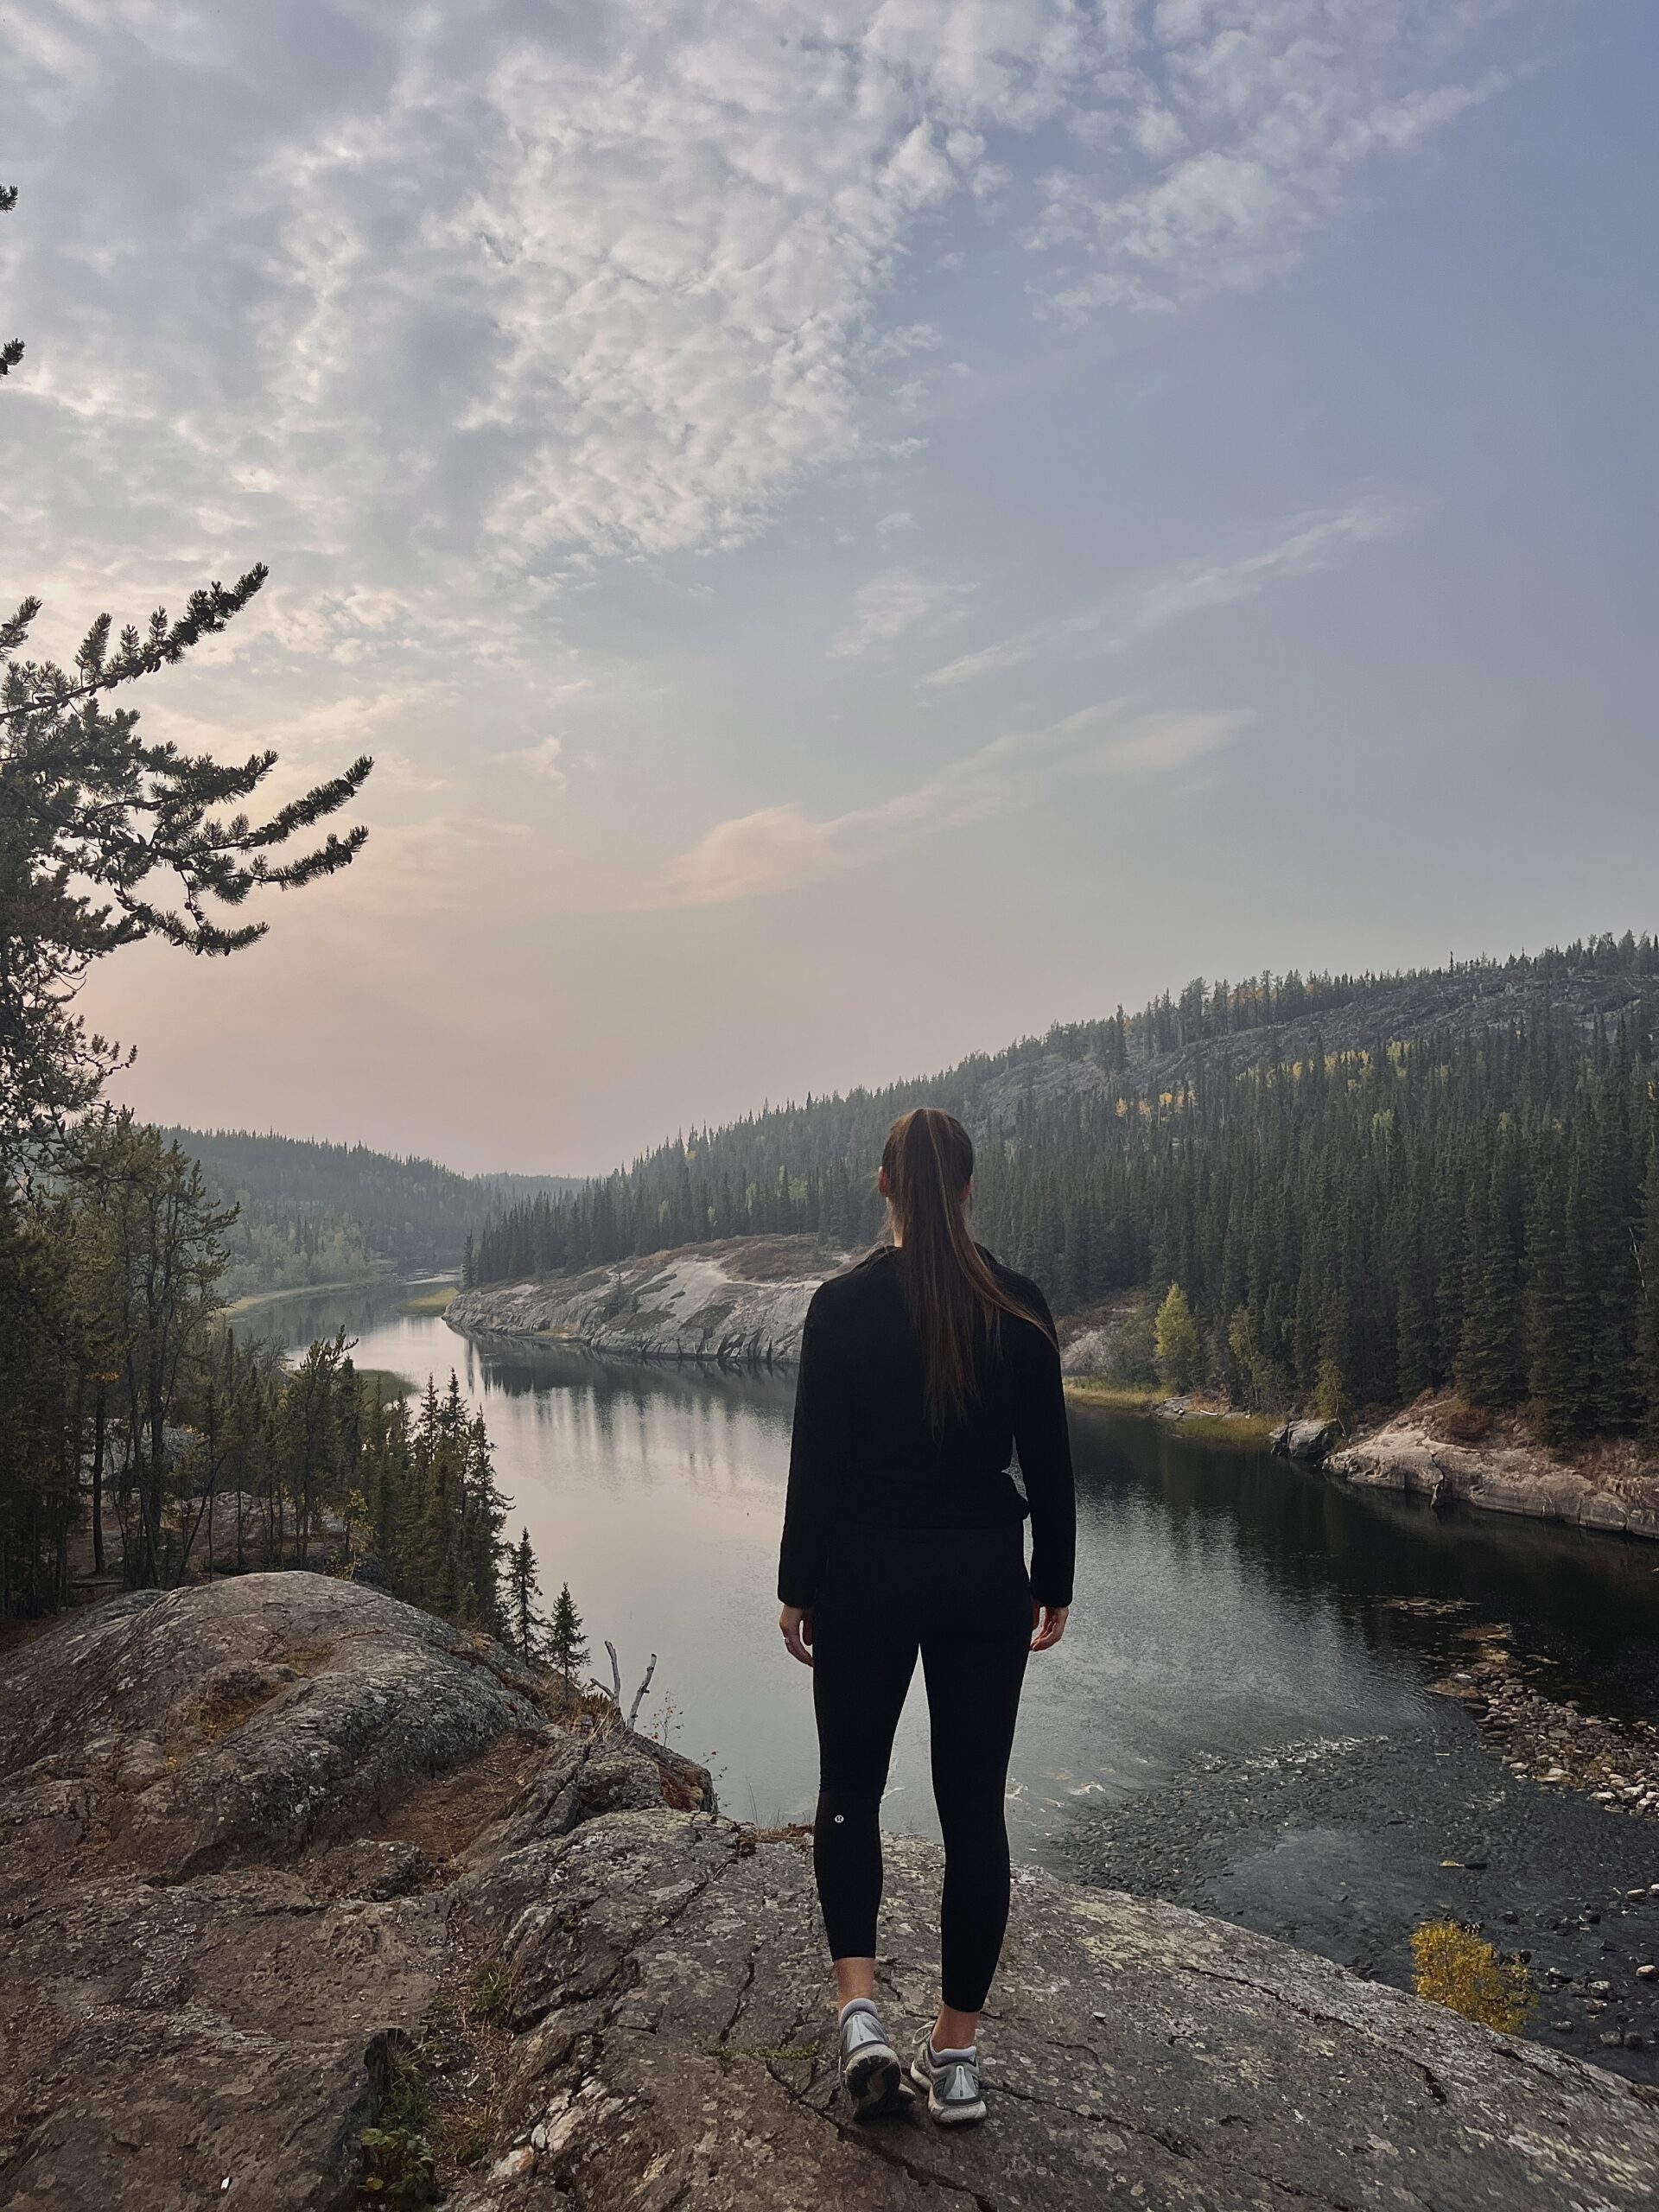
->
xmin=1410 ymin=1919 xmax=1535 ymax=2034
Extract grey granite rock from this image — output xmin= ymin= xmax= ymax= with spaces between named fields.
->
xmin=448 ymin=1236 xmax=854 ymax=1369
xmin=5 ymin=1576 xmax=1658 ymax=2211
xmin=1328 ymin=1412 xmax=1659 ymax=1540
xmin=0 ymin=1573 xmax=549 ymax=1878
xmin=446 ymin=1812 xmax=1659 ymax=2210
xmin=1269 ymin=1419 xmax=1338 ymax=1463
xmin=0 ymin=1576 xmax=702 ymax=2212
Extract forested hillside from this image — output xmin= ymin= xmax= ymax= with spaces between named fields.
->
xmin=471 ymin=935 xmax=1659 ymax=1441
xmin=163 ymin=1128 xmax=582 ymax=1296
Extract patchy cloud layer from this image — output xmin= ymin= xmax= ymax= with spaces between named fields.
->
xmin=7 ymin=1 xmax=1521 ymax=577
xmin=4 ymin=0 xmax=1605 ymax=1169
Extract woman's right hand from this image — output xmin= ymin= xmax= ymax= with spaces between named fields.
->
xmin=779 ymin=1605 xmax=815 ymax=1667
xmin=1030 ymin=1602 xmax=1068 ymax=1653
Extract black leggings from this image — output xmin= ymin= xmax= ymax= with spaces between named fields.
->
xmin=810 ymin=1519 xmax=1031 ymax=2015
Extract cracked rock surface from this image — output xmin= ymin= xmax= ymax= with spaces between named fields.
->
xmin=451 ymin=1816 xmax=1659 ymax=2211
xmin=5 ymin=1577 xmax=1658 ymax=2211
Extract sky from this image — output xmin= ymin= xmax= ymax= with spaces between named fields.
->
xmin=3 ymin=1 xmax=1656 ymax=1174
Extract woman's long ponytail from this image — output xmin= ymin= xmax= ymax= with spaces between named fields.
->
xmin=880 ymin=1108 xmax=1051 ymax=1433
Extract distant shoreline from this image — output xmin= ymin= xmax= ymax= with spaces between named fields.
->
xmin=219 ymin=1264 xmax=457 ymax=1320
xmin=1061 ymin=1381 xmax=1276 ymax=1448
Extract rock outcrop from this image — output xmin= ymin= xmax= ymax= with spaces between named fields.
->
xmin=1269 ymin=1419 xmax=1340 ymax=1463
xmin=1326 ymin=1407 xmax=1659 ymax=1541
xmin=5 ymin=1576 xmax=1659 ymax=2209
xmin=448 ymin=1236 xmax=853 ymax=1370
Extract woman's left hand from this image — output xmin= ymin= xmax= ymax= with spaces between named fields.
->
xmin=1030 ymin=1602 xmax=1068 ymax=1652
xmin=779 ymin=1605 xmax=815 ymax=1667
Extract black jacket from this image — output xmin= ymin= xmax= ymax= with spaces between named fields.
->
xmin=776 ymin=1244 xmax=1077 ymax=1611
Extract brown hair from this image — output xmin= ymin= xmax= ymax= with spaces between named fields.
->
xmin=880 ymin=1108 xmax=1052 ymax=1433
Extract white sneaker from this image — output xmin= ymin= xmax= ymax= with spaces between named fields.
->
xmin=837 ymin=2001 xmax=908 ymax=2119
xmin=911 ymin=2033 xmax=987 ymax=2126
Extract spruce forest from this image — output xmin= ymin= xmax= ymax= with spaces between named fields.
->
xmin=470 ymin=934 xmax=1659 ymax=1445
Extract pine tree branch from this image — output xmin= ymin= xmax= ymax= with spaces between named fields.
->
xmin=0 ymin=569 xmax=270 ymax=725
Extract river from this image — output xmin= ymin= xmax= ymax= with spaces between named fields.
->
xmin=276 ymin=1276 xmax=1659 ymax=2076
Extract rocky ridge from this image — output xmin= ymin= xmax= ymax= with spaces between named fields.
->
xmin=451 ymin=1240 xmax=1126 ymax=1378
xmin=5 ymin=1574 xmax=1659 ymax=2210
xmin=973 ymin=963 xmax=1659 ymax=1128
xmin=447 ymin=1236 xmax=852 ymax=1369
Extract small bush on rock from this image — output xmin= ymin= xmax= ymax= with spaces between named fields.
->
xmin=359 ymin=2126 xmax=435 ymax=2209
xmin=361 ymin=2044 xmax=437 ymax=2208
xmin=1411 ymin=1919 xmax=1535 ymax=2034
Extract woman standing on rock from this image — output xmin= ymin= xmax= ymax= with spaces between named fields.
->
xmin=778 ymin=1106 xmax=1076 ymax=2128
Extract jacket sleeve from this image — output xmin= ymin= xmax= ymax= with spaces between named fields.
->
xmin=777 ymin=1294 xmax=842 ymax=1608
xmin=1013 ymin=1284 xmax=1077 ymax=1610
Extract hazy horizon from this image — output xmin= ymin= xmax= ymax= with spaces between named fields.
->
xmin=7 ymin=3 xmax=1656 ymax=1175
xmin=153 ymin=927 xmax=1649 ymax=1183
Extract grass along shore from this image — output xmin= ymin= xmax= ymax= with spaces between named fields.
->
xmin=221 ymin=1271 xmax=455 ymax=1325
xmin=1062 ymin=1378 xmax=1277 ymax=1449
xmin=221 ymin=1267 xmax=395 ymax=1319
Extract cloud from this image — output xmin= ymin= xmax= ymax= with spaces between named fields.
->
xmin=1103 ymin=706 xmax=1250 ymax=773
xmin=5 ymin=0 xmax=1522 ymax=589
xmin=2 ymin=0 xmax=1527 ymax=958
xmin=658 ymin=803 xmax=860 ymax=906
xmin=863 ymin=324 xmax=945 ymax=364
xmin=829 ymin=566 xmax=975 ymax=658
xmin=493 ymin=735 xmax=567 ymax=786
xmin=922 ymin=499 xmax=1402 ymax=688
xmin=1035 ymin=16 xmax=1515 ymax=318
xmin=655 ymin=696 xmax=1252 ymax=906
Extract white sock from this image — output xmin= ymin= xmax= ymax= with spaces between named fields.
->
xmin=838 ymin=1997 xmax=879 ymax=2026
xmin=930 ymin=2038 xmax=977 ymax=2063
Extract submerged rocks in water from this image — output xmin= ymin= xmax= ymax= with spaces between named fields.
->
xmin=1452 ymin=1630 xmax=1659 ymax=1820
xmin=5 ymin=1574 xmax=1659 ymax=2209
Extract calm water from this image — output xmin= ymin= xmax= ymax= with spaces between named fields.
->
xmin=276 ymin=1279 xmax=1659 ymax=1868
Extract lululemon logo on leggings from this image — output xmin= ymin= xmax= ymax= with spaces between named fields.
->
xmin=835 ymin=1814 xmax=845 ymax=1823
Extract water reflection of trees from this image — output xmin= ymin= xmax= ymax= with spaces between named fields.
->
xmin=293 ymin=1291 xmax=1659 ymax=1721
xmin=1073 ymin=1408 xmax=1659 ymax=1709
xmin=470 ymin=1338 xmax=796 ymax=1422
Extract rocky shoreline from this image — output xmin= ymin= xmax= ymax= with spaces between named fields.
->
xmin=1311 ymin=1405 xmax=1659 ymax=1543
xmin=447 ymin=1235 xmax=851 ymax=1370
xmin=7 ymin=1573 xmax=1659 ymax=2209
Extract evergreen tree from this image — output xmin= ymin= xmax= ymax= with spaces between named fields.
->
xmin=461 ymin=1414 xmax=509 ymax=1637
xmin=548 ymin=1580 xmax=589 ymax=1691
xmin=505 ymin=1528 xmax=546 ymax=1667
xmin=1455 ymin=1133 xmax=1523 ymax=1408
